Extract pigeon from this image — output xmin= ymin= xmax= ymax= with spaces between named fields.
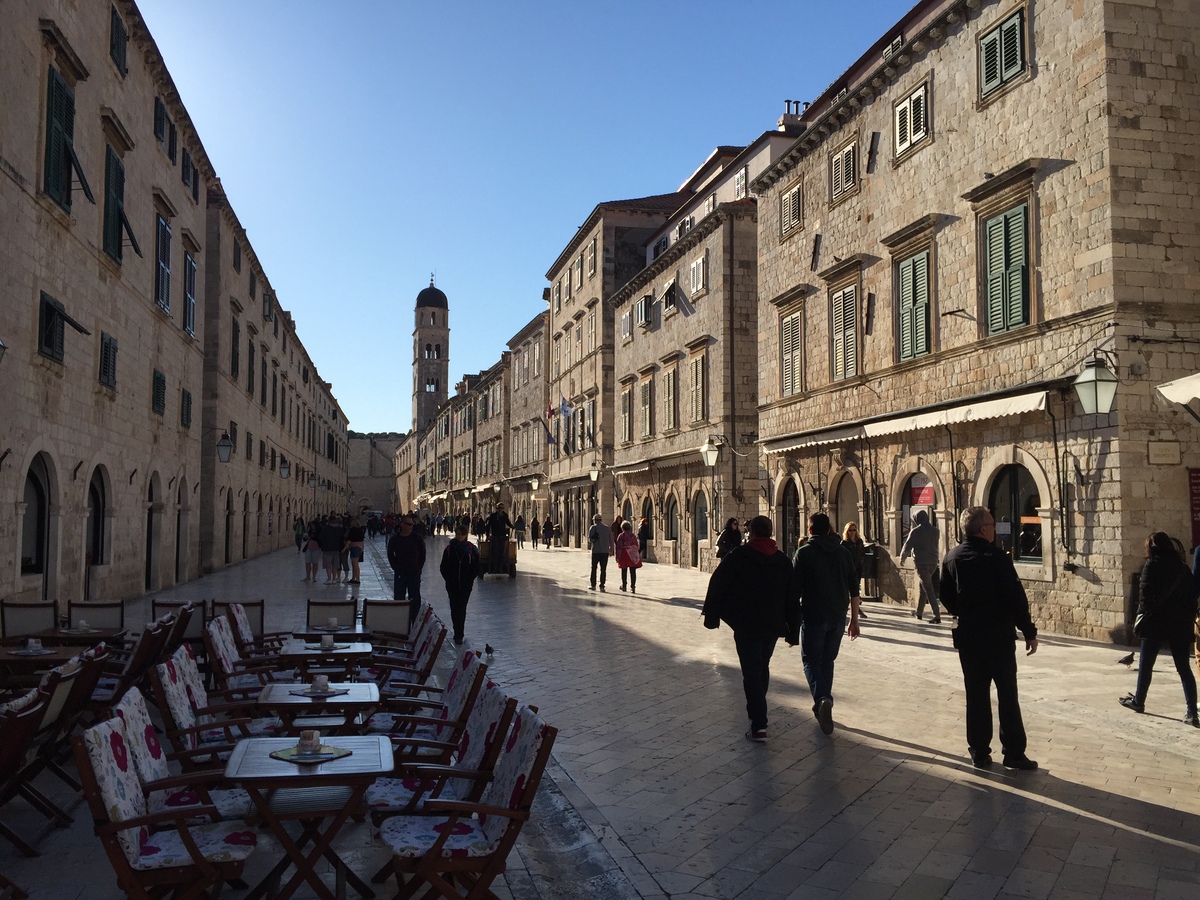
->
xmin=485 ymin=643 xmax=495 ymax=657
xmin=1117 ymin=652 xmax=1134 ymax=667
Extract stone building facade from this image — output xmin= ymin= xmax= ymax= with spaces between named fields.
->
xmin=467 ymin=357 xmax=511 ymax=515
xmin=751 ymin=0 xmax=1200 ymax=640
xmin=544 ymin=193 xmax=689 ymax=549
xmin=0 ymin=0 xmax=347 ymax=608
xmin=347 ymin=432 xmax=404 ymax=513
xmin=611 ymin=134 xmax=797 ymax=570
xmin=506 ymin=312 xmax=549 ymax=524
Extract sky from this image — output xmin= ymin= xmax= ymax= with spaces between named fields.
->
xmin=136 ymin=0 xmax=916 ymax=434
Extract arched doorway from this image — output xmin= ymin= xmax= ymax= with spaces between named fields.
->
xmin=622 ymin=499 xmax=632 ymax=524
xmin=174 ymin=479 xmax=187 ymax=585
xmin=22 ymin=456 xmax=53 ymax=601
xmin=224 ymin=491 xmax=233 ymax=565
xmin=665 ymin=495 xmax=679 ymax=563
xmin=833 ymin=473 xmax=860 ymax=536
xmin=692 ymin=491 xmax=708 ymax=568
xmin=145 ymin=475 xmax=162 ymax=592
xmin=989 ymin=464 xmax=1041 ymax=562
xmin=780 ymin=480 xmax=801 ymax=556
xmin=86 ymin=468 xmax=108 ymax=603
xmin=242 ymin=495 xmax=250 ymax=560
xmin=900 ymin=471 xmax=936 ymax=546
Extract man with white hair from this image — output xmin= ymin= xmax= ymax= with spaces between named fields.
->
xmin=587 ymin=514 xmax=613 ymax=592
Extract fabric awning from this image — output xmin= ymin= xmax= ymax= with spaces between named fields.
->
xmin=763 ymin=425 xmax=865 ymax=455
xmin=1156 ymin=373 xmax=1200 ymax=405
xmin=863 ymin=391 xmax=1047 ymax=437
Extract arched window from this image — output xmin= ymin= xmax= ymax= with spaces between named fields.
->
xmin=780 ymin=480 xmax=801 ymax=556
xmin=900 ymin=472 xmax=935 ymax=545
xmin=425 ymin=343 xmax=432 ymax=358
xmin=665 ymin=496 xmax=679 ymax=542
xmin=434 ymin=344 xmax=441 ymax=358
xmin=989 ymin=464 xmax=1041 ymax=562
xmin=641 ymin=496 xmax=654 ymax=526
xmin=87 ymin=469 xmax=106 ymax=566
xmin=622 ymin=500 xmax=632 ymax=523
xmin=22 ymin=460 xmax=49 ymax=574
xmin=834 ymin=473 xmax=859 ymax=536
xmin=692 ymin=491 xmax=708 ymax=567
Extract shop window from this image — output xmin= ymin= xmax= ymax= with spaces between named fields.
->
xmin=989 ymin=464 xmax=1041 ymax=562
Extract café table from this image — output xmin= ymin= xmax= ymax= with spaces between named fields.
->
xmin=0 ymin=645 xmax=81 ymax=679
xmin=8 ymin=625 xmax=127 ymax=647
xmin=277 ymin=640 xmax=374 ymax=680
xmin=224 ymin=734 xmax=392 ymax=900
xmin=292 ymin=624 xmax=373 ymax=643
xmin=257 ymin=682 xmax=380 ymax=735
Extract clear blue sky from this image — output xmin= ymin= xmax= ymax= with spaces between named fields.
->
xmin=137 ymin=0 xmax=914 ymax=434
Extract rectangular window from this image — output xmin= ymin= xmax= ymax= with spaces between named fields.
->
xmin=99 ymin=332 xmax=118 ymax=388
xmin=704 ymin=193 xmax=716 ymax=216
xmin=690 ymin=257 xmax=706 ymax=294
xmin=663 ymin=367 xmax=677 ymax=431
xmin=44 ymin=67 xmax=93 ymax=212
xmin=636 ymin=295 xmax=653 ymax=328
xmin=782 ymin=311 xmax=802 ymax=396
xmin=167 ymin=121 xmax=177 ymax=164
xmin=103 ymin=147 xmax=125 ymax=261
xmin=831 ymin=285 xmax=859 ymax=380
xmin=980 ymin=10 xmax=1025 ymax=98
xmin=652 ymin=236 xmax=669 ymax=259
xmin=152 ymin=370 xmax=166 ymax=416
xmin=690 ymin=356 xmax=706 ymax=422
xmin=183 ymin=253 xmax=197 ymax=336
xmin=588 ymin=238 xmax=596 ymax=275
xmin=259 ymin=440 xmax=266 ymax=467
xmin=640 ymin=380 xmax=653 ymax=438
xmin=233 ymin=240 xmax=241 ymax=272
xmin=180 ymin=388 xmax=192 ymax=428
xmin=271 ymin=373 xmax=278 ymax=416
xmin=894 ymin=83 xmax=928 ymax=156
xmin=621 ymin=390 xmax=632 ymax=443
xmin=781 ymin=183 xmax=802 ymax=235
xmin=247 ymin=339 xmax=255 ymax=393
xmin=533 ymin=341 xmax=541 ymax=376
xmin=154 ymin=214 xmax=171 ymax=313
xmin=898 ymin=251 xmax=931 ymax=360
xmin=587 ymin=312 xmax=596 ymax=352
xmin=575 ymin=324 xmax=582 ymax=361
xmin=231 ymin=318 xmax=240 ymax=377
xmin=229 ymin=421 xmax=237 ymax=447
xmin=38 ymin=293 xmax=65 ymax=363
xmin=245 ymin=432 xmax=253 ymax=460
xmin=261 ymin=358 xmax=268 ymax=406
xmin=735 ymin=166 xmax=748 ymax=200
xmin=553 ymin=282 xmax=561 ymax=312
xmin=663 ymin=280 xmax=677 ymax=313
xmin=109 ymin=6 xmax=128 ymax=74
xmin=576 ymin=253 xmax=584 ymax=289
xmin=830 ymin=141 xmax=857 ymax=202
xmin=565 ymin=268 xmax=572 ymax=300
xmin=984 ymin=204 xmax=1029 ymax=335
xmin=153 ymin=97 xmax=166 ymax=143
xmin=564 ymin=331 xmax=572 ymax=370
xmin=587 ymin=398 xmax=596 ymax=448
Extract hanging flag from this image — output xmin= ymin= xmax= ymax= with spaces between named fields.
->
xmin=559 ymin=395 xmax=574 ymax=419
xmin=547 ymin=403 xmax=555 ymax=419
xmin=541 ymin=419 xmax=555 ymax=444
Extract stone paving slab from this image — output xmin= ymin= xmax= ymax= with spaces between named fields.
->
xmin=3 ymin=536 xmax=1198 ymax=898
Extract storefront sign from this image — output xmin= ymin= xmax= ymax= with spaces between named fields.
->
xmin=909 ymin=473 xmax=933 ymax=506
xmin=1149 ymin=441 xmax=1181 ymax=465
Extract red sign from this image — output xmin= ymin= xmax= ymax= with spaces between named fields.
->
xmin=1189 ymin=469 xmax=1200 ymax=550
xmin=910 ymin=485 xmax=934 ymax=506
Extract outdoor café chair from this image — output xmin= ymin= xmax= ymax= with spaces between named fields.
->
xmin=85 ymin=620 xmax=169 ymax=722
xmin=67 ymin=599 xmax=126 ymax=631
xmin=305 ymin=598 xmax=358 ymax=630
xmin=0 ymin=692 xmax=50 ymax=857
xmin=213 ymin=600 xmax=289 ymax=654
xmin=203 ymin=617 xmax=294 ymax=693
xmin=0 ymin=600 xmax=56 ymax=640
xmin=370 ymin=619 xmax=447 ymax=701
xmin=362 ymin=598 xmax=412 ymax=641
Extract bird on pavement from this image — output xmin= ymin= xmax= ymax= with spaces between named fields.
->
xmin=485 ymin=643 xmax=495 ymax=657
xmin=1117 ymin=652 xmax=1134 ymax=666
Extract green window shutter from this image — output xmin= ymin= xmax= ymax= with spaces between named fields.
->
xmin=912 ymin=251 xmax=930 ymax=356
xmin=153 ymin=97 xmax=166 ymax=142
xmin=842 ymin=287 xmax=857 ymax=377
xmin=831 ymin=153 xmax=842 ymax=200
xmin=155 ymin=215 xmax=171 ymax=311
xmin=231 ymin=319 xmax=240 ymax=377
xmin=152 ymin=370 xmax=166 ymax=415
xmin=44 ymin=67 xmax=73 ymax=209
xmin=181 ymin=388 xmax=192 ymax=427
xmin=1004 ymin=205 xmax=1029 ymax=329
xmin=1000 ymin=13 xmax=1024 ymax=82
xmin=109 ymin=8 xmax=128 ymax=73
xmin=980 ymin=28 xmax=1002 ymax=95
xmin=898 ymin=257 xmax=915 ymax=360
xmin=103 ymin=147 xmax=124 ymax=261
xmin=985 ymin=213 xmax=1008 ymax=334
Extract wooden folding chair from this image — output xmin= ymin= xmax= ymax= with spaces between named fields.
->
xmin=0 ymin=601 xmax=57 ymax=639
xmin=306 ymin=598 xmax=358 ymax=630
xmin=0 ymin=691 xmax=53 ymax=857
xmin=213 ymin=600 xmax=289 ymax=654
xmin=362 ymin=598 xmax=411 ymax=641
xmin=67 ymin=599 xmax=125 ymax=631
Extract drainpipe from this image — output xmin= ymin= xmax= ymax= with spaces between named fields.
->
xmin=725 ymin=211 xmax=739 ymax=512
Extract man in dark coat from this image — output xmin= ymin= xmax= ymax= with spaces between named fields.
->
xmin=387 ymin=514 xmax=426 ymax=630
xmin=900 ymin=509 xmax=942 ymax=621
xmin=939 ymin=505 xmax=1039 ymax=771
xmin=440 ymin=523 xmax=481 ymax=645
xmin=484 ymin=503 xmax=513 ymax=574
xmin=703 ymin=515 xmax=799 ymax=742
xmin=791 ymin=513 xmax=861 ymax=735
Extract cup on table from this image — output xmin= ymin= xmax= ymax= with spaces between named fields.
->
xmin=297 ymin=730 xmax=321 ymax=754
xmin=312 ymin=674 xmax=330 ymax=692
xmin=321 ymin=634 xmax=335 ymax=649
xmin=78 ymin=619 xmax=89 ymax=630
xmin=327 ymin=617 xmax=338 ymax=628
xmin=26 ymin=638 xmax=42 ymax=651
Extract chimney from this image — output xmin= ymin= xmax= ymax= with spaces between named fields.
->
xmin=777 ymin=99 xmax=804 ymax=132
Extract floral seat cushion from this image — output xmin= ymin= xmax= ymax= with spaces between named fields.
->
xmin=378 ymin=813 xmax=497 ymax=859
xmin=132 ymin=820 xmax=257 ymax=870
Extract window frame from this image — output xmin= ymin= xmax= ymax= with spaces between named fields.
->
xmin=829 ymin=138 xmax=859 ymax=205
xmin=620 ymin=388 xmax=633 ymax=443
xmin=154 ymin=214 xmax=171 ymax=313
xmin=893 ymin=80 xmax=930 ymax=160
xmin=982 ymin=202 xmax=1030 ymax=336
xmin=109 ymin=6 xmax=128 ymax=74
xmin=830 ymin=282 xmax=860 ymax=382
xmin=640 ymin=378 xmax=653 ymax=439
xmin=780 ymin=181 xmax=803 ymax=237
xmin=663 ymin=366 xmax=677 ymax=432
xmin=690 ymin=256 xmax=706 ymax=295
xmin=180 ymin=387 xmax=192 ymax=428
xmin=99 ymin=332 xmax=118 ymax=388
xmin=44 ymin=66 xmax=93 ymax=213
xmin=689 ymin=353 xmax=707 ymax=423
xmin=781 ymin=310 xmax=803 ymax=397
xmin=39 ymin=293 xmax=66 ymax=363
xmin=896 ymin=249 xmax=932 ymax=361
xmin=979 ymin=7 xmax=1028 ymax=101
xmin=183 ymin=252 xmax=197 ymax=336
xmin=152 ymin=369 xmax=167 ymax=416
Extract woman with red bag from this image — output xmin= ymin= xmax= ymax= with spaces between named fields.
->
xmin=616 ymin=520 xmax=643 ymax=593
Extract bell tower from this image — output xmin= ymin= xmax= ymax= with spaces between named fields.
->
xmin=413 ymin=276 xmax=449 ymax=434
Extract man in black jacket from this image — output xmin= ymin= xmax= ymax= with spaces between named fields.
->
xmin=939 ymin=506 xmax=1038 ymax=771
xmin=792 ymin=513 xmax=861 ymax=735
xmin=440 ymin=523 xmax=481 ymax=645
xmin=703 ymin=516 xmax=799 ymax=743
xmin=387 ymin=514 xmax=427 ymax=630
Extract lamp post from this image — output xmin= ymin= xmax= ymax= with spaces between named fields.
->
xmin=215 ymin=432 xmax=234 ymax=464
xmin=279 ymin=458 xmax=290 ymax=479
xmin=700 ymin=436 xmax=721 ymax=530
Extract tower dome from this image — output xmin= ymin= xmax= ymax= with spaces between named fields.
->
xmin=416 ymin=275 xmax=448 ymax=309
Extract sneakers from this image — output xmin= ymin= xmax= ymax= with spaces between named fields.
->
xmin=1118 ymin=693 xmax=1145 ymax=713
xmin=745 ymin=728 xmax=768 ymax=743
xmin=1184 ymin=712 xmax=1199 ymax=728
xmin=816 ymin=699 xmax=834 ymax=735
xmin=971 ymin=752 xmax=993 ymax=770
xmin=1001 ymin=755 xmax=1038 ymax=771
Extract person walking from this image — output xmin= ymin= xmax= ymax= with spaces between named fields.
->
xmin=587 ymin=514 xmax=613 ymax=591
xmin=387 ymin=514 xmax=427 ymax=630
xmin=1120 ymin=532 xmax=1199 ymax=727
xmin=484 ymin=503 xmax=513 ymax=575
xmin=317 ymin=515 xmax=346 ymax=585
xmin=841 ymin=522 xmax=868 ymax=620
xmin=293 ymin=516 xmax=306 ymax=554
xmin=530 ymin=516 xmax=540 ymax=549
xmin=900 ymin=510 xmax=941 ymax=622
xmin=345 ymin=517 xmax=365 ymax=585
xmin=939 ymin=506 xmax=1039 ymax=770
xmin=637 ymin=517 xmax=651 ymax=560
xmin=301 ymin=526 xmax=321 ymax=582
xmin=440 ymin=522 xmax=481 ymax=646
xmin=715 ymin=518 xmax=742 ymax=559
xmin=703 ymin=515 xmax=799 ymax=742
xmin=543 ymin=518 xmax=554 ymax=548
xmin=791 ymin=513 xmax=861 ymax=735
xmin=513 ymin=515 xmax=526 ymax=549
xmin=615 ymin=521 xmax=642 ymax=593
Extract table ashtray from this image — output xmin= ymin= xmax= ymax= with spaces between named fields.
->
xmin=269 ymin=744 xmax=353 ymax=764
xmin=312 ymin=625 xmax=349 ymax=632
xmin=304 ymin=643 xmax=350 ymax=651
xmin=12 ymin=647 xmax=55 ymax=656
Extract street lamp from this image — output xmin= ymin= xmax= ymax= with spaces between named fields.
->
xmin=279 ymin=458 xmax=290 ymax=479
xmin=462 ymin=489 xmax=471 ymax=499
xmin=530 ymin=476 xmax=540 ymax=491
xmin=699 ymin=436 xmax=723 ymax=468
xmin=1072 ymin=353 xmax=1118 ymax=416
xmin=215 ymin=432 xmax=234 ymax=464
xmin=309 ymin=474 xmax=318 ymax=487
xmin=589 ymin=461 xmax=601 ymax=483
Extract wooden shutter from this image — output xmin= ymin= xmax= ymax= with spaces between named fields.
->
xmin=640 ymin=382 xmax=651 ymax=436
xmin=843 ymin=145 xmax=856 ymax=191
xmin=1004 ymin=205 xmax=1028 ymax=329
xmin=110 ymin=8 xmax=128 ymax=73
xmin=980 ymin=28 xmax=1003 ymax=95
xmin=103 ymin=147 xmax=124 ymax=260
xmin=184 ymin=254 xmax=196 ymax=335
xmin=898 ymin=257 xmax=915 ymax=360
xmin=833 ymin=287 xmax=857 ymax=379
xmin=690 ymin=356 xmax=705 ymax=421
xmin=912 ymin=251 xmax=930 ymax=356
xmin=664 ymin=369 xmax=676 ymax=430
xmin=155 ymin=215 xmax=171 ymax=311
xmin=1000 ymin=14 xmax=1024 ymax=83
xmin=231 ymin=319 xmax=240 ymax=377
xmin=153 ymin=97 xmax=166 ymax=142
xmin=44 ymin=67 xmax=73 ymax=208
xmin=153 ymin=370 xmax=166 ymax=415
xmin=181 ymin=389 xmax=192 ymax=427
xmin=831 ymin=152 xmax=843 ymax=200
xmin=99 ymin=333 xmax=117 ymax=387
xmin=909 ymin=85 xmax=927 ymax=144
xmin=985 ymin=213 xmax=1009 ymax=334
xmin=895 ymin=101 xmax=911 ymax=155
xmin=782 ymin=312 xmax=801 ymax=396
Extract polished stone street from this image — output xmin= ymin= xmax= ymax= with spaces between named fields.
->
xmin=4 ymin=535 xmax=1199 ymax=899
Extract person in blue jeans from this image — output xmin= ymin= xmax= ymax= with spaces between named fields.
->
xmin=387 ymin=515 xmax=426 ymax=630
xmin=791 ymin=513 xmax=861 ymax=735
